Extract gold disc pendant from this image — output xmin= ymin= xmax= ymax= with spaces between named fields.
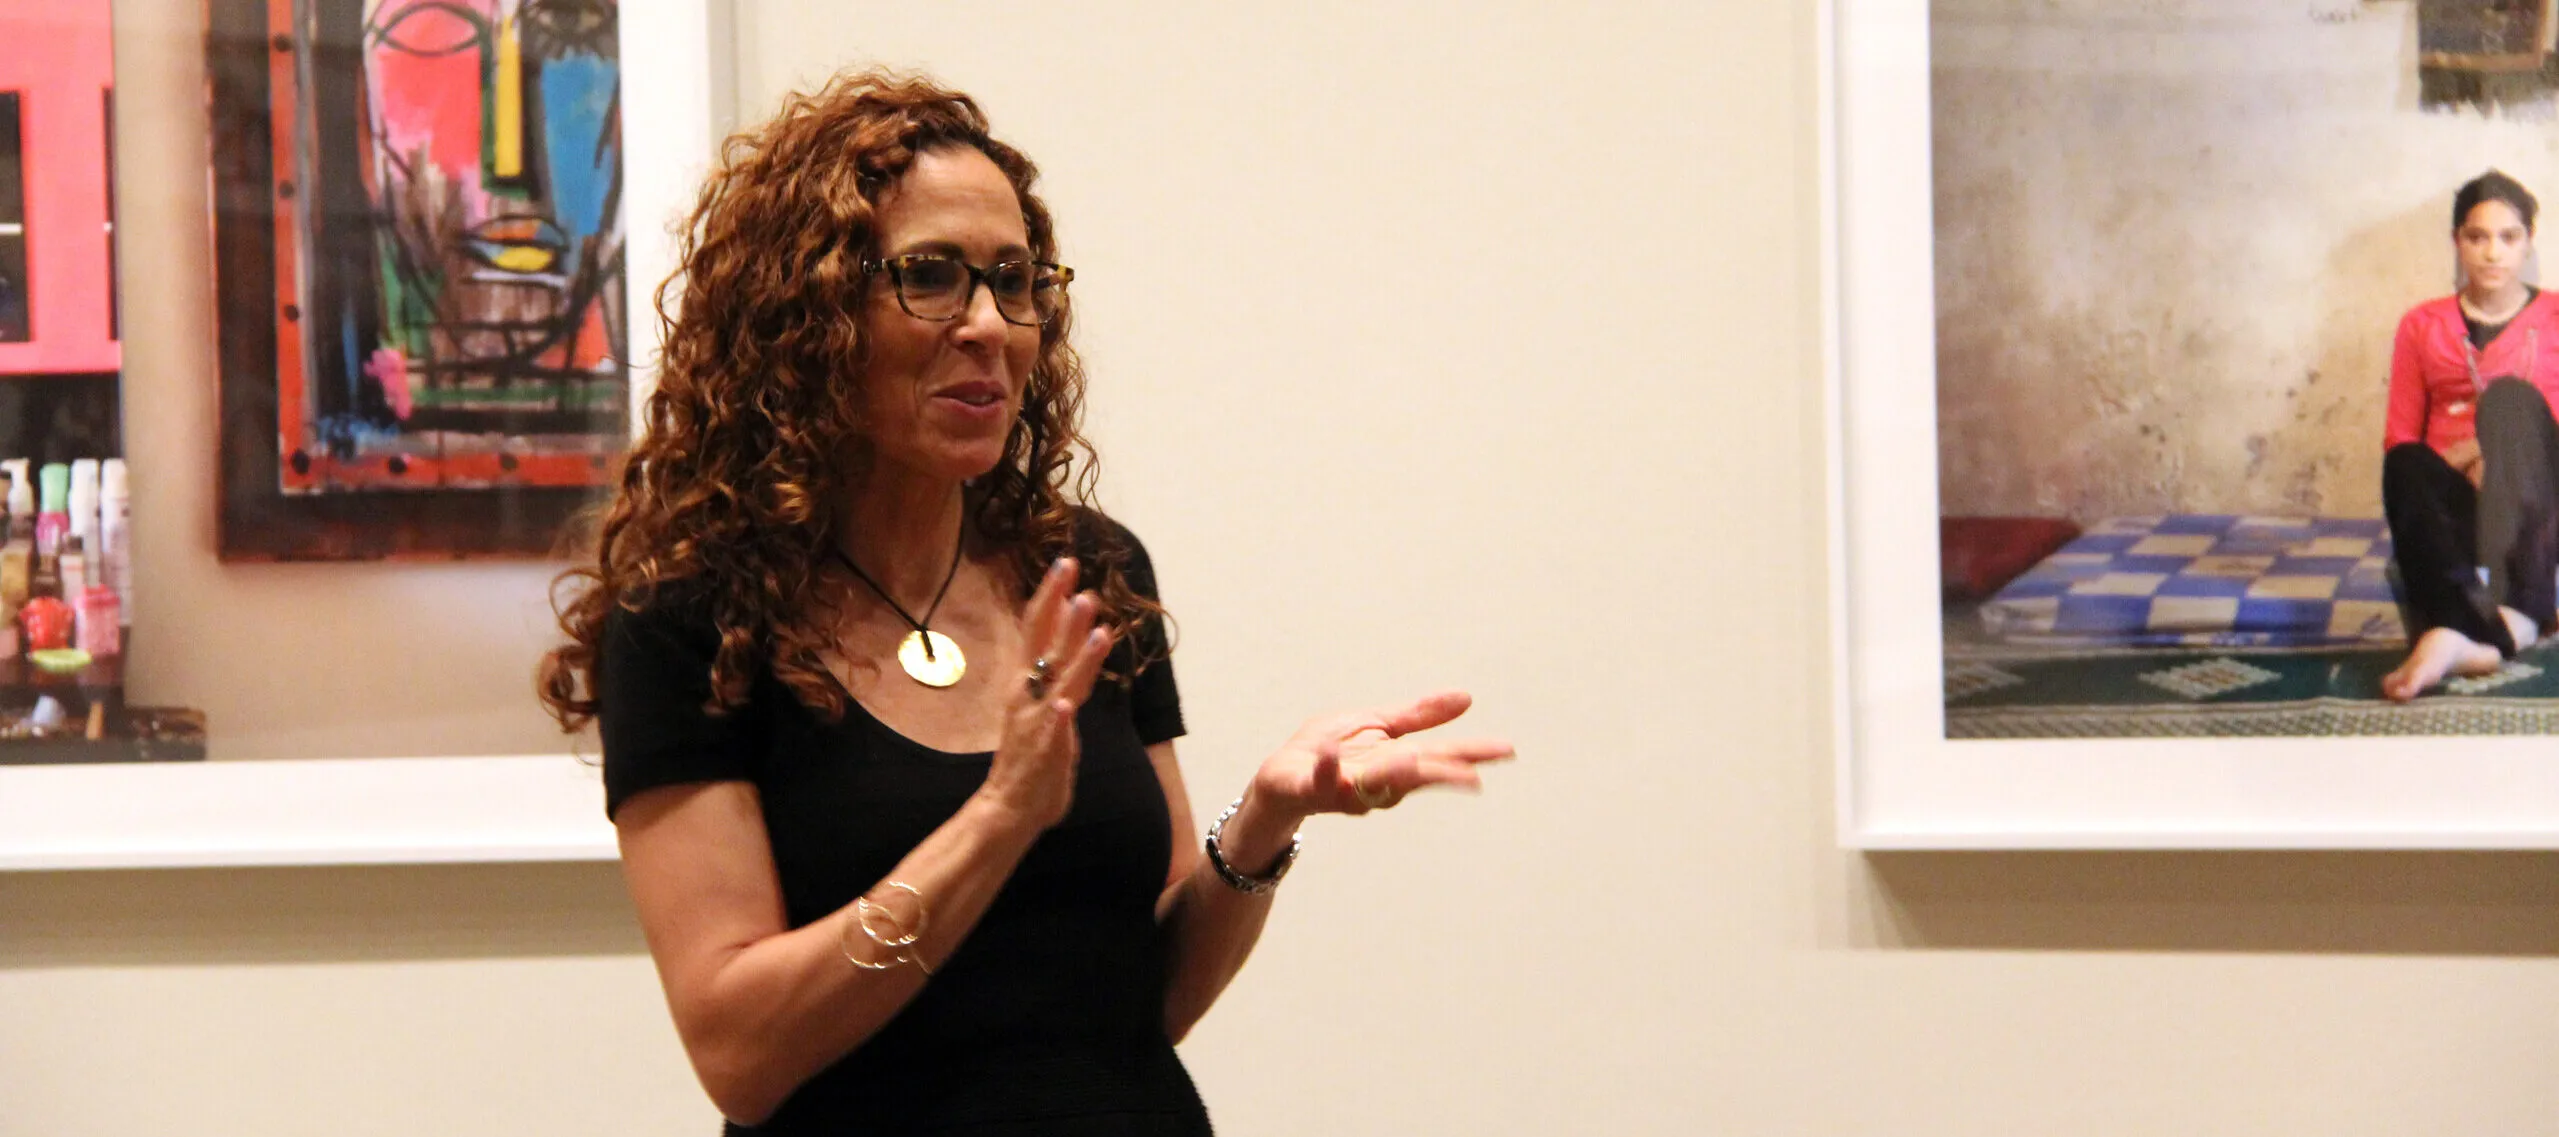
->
xmin=898 ymin=630 xmax=966 ymax=688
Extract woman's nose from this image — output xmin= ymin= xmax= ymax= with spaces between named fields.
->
xmin=950 ymin=280 xmax=1010 ymax=342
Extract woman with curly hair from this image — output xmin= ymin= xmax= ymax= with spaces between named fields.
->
xmin=538 ymin=70 xmax=1512 ymax=1134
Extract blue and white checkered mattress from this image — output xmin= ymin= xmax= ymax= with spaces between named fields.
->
xmin=1979 ymin=515 xmax=2406 ymax=647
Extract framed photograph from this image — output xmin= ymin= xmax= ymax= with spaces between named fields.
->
xmin=208 ymin=0 xmax=635 ymax=559
xmin=0 ymin=0 xmax=721 ymax=869
xmin=1833 ymin=0 xmax=2559 ymax=848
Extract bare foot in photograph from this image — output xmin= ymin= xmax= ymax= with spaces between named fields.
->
xmin=2501 ymin=605 xmax=2542 ymax=654
xmin=2380 ymin=626 xmax=2505 ymax=702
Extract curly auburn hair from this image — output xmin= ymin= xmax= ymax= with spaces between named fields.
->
xmin=538 ymin=69 xmax=1165 ymax=730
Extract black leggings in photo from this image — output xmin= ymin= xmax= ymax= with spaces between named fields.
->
xmin=2383 ymin=376 xmax=2559 ymax=658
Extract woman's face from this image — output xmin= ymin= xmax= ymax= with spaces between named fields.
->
xmin=856 ymin=146 xmax=1042 ymax=486
xmin=2459 ymin=198 xmax=2533 ymax=296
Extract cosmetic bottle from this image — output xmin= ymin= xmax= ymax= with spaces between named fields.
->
xmin=3 ymin=458 xmax=28 ymax=543
xmin=20 ymin=593 xmax=70 ymax=652
xmin=34 ymin=462 xmax=68 ymax=590
xmin=99 ymin=459 xmax=128 ymax=627
xmin=57 ymin=534 xmax=83 ymax=606
xmin=75 ymin=582 xmax=116 ymax=658
xmin=0 ymin=459 xmax=29 ymax=625
xmin=0 ymin=469 xmax=16 ymax=656
xmin=67 ymin=459 xmax=96 ymax=589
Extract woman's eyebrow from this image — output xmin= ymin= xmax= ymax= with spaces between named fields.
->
xmin=887 ymin=238 xmax=965 ymax=256
xmin=884 ymin=239 xmax=1035 ymax=260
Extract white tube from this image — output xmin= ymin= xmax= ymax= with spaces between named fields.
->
xmin=100 ymin=458 xmax=128 ymax=623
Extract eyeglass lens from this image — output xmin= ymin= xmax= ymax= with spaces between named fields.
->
xmin=892 ymin=256 xmax=1065 ymax=325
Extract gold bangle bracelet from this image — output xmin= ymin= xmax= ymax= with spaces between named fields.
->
xmin=837 ymin=880 xmax=934 ymax=977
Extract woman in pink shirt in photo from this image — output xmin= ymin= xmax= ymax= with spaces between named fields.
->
xmin=2381 ymin=170 xmax=2559 ymax=700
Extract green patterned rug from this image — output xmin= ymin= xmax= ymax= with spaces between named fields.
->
xmin=1941 ymin=607 xmax=2559 ymax=738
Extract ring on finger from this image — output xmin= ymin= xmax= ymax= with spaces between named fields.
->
xmin=1353 ymin=767 xmax=1396 ymax=810
xmin=1025 ymin=656 xmax=1052 ymax=699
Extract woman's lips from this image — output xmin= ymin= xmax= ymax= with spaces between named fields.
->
xmin=930 ymin=382 xmax=1008 ymax=421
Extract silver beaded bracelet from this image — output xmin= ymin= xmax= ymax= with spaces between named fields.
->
xmin=1204 ymin=796 xmax=1300 ymax=895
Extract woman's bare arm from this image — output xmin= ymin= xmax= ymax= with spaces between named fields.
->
xmin=617 ymin=781 xmax=1044 ymax=1124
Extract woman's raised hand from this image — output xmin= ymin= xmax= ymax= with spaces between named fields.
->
xmin=1248 ymin=691 xmax=1514 ymax=821
xmin=978 ymin=558 xmax=1115 ymax=831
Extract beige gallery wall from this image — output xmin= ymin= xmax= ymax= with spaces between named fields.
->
xmin=7 ymin=2 xmax=2559 ymax=1135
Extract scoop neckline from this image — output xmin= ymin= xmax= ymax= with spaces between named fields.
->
xmin=817 ymin=667 xmax=998 ymax=762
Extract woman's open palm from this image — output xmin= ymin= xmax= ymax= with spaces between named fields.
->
xmin=1251 ymin=690 xmax=1514 ymax=817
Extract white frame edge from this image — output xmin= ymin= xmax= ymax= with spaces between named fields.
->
xmin=1832 ymin=0 xmax=1949 ymax=849
xmin=0 ymin=0 xmax=726 ymax=872
xmin=1819 ymin=0 xmax=1854 ymax=850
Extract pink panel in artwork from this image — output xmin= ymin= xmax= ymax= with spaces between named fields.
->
xmin=0 ymin=0 xmax=115 ymax=376
xmin=367 ymin=0 xmax=490 ymax=206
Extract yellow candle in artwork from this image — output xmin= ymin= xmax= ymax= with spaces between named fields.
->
xmin=492 ymin=13 xmax=524 ymax=178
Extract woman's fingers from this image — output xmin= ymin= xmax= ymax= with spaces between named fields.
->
xmin=1305 ymin=740 xmax=1342 ymax=787
xmin=1412 ymin=736 xmax=1516 ymax=766
xmin=1022 ymin=558 xmax=1077 ymax=669
xmin=1340 ymin=731 xmax=1514 ymax=773
xmin=1345 ymin=736 xmax=1514 ymax=810
xmin=1053 ymin=619 xmax=1116 ymax=706
xmin=1373 ymin=690 xmax=1473 ymax=737
xmin=1021 ymin=562 xmax=1099 ymax=712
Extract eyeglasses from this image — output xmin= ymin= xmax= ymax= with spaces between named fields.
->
xmin=862 ymin=254 xmax=1073 ymax=327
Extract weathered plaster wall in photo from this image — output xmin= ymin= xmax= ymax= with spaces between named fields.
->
xmin=1935 ymin=0 xmax=2559 ymax=522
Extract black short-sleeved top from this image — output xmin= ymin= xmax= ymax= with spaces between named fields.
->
xmin=599 ymin=517 xmax=1209 ymax=1136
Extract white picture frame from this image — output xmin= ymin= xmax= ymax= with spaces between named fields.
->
xmin=1830 ymin=0 xmax=2559 ymax=850
xmin=0 ymin=0 xmax=726 ymax=871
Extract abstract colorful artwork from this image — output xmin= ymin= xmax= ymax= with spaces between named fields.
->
xmin=210 ymin=0 xmax=625 ymax=558
xmin=280 ymin=0 xmax=625 ymax=493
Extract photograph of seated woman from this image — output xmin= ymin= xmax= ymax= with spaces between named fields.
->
xmin=537 ymin=72 xmax=1514 ymax=1134
xmin=2382 ymin=171 xmax=2559 ymax=701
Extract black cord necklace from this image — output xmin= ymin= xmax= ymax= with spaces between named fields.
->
xmin=830 ymin=524 xmax=969 ymax=688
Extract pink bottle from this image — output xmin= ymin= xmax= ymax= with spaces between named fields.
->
xmin=75 ymin=584 xmax=116 ymax=657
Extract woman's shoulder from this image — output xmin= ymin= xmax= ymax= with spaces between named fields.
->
xmin=1067 ymin=506 xmax=1153 ymax=564
xmin=2520 ymin=287 xmax=2559 ymax=326
xmin=1060 ymin=506 xmax=1169 ymax=604
xmin=598 ymin=576 xmax=734 ymax=662
xmin=2402 ymin=295 xmax=2464 ymax=327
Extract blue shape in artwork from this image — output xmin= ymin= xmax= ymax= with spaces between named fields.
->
xmin=539 ymin=50 xmax=618 ymax=247
xmin=341 ymin=302 xmax=362 ymax=407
